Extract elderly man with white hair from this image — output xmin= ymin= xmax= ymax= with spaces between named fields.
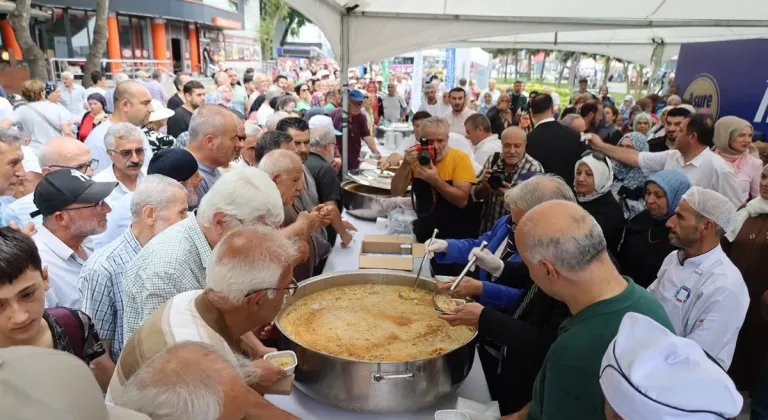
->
xmin=109 ymin=227 xmax=298 ymax=409
xmin=257 ymin=86 xmax=284 ymax=126
xmin=79 ymin=175 xmax=189 ymax=363
xmin=113 ymin=342 xmax=298 ymax=420
xmin=265 ymin=110 xmax=289 ymax=132
xmin=236 ymin=122 xmax=262 ymax=167
xmin=121 ymin=166 xmax=284 ymax=342
xmin=206 ymin=72 xmax=230 ymax=105
xmin=59 ymin=71 xmax=87 ymax=118
xmin=648 ymin=186 xmax=749 ymax=370
xmin=93 ymin=123 xmax=147 ymax=206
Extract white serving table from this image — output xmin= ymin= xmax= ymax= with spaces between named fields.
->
xmin=266 ymin=211 xmax=492 ymax=419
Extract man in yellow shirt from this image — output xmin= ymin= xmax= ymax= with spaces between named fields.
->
xmin=391 ymin=116 xmax=477 ymax=275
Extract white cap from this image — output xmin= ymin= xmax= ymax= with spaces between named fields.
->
xmin=317 ymin=69 xmax=330 ymax=77
xmin=21 ymin=145 xmax=41 ymax=174
xmin=308 ymin=115 xmax=342 ymax=135
xmin=678 ymin=104 xmax=697 ymax=114
xmin=600 ymin=313 xmax=742 ymax=420
xmin=148 ymin=99 xmax=175 ymax=123
xmin=681 ymin=186 xmax=736 ymax=231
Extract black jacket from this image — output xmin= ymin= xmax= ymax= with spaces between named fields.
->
xmin=579 ymin=192 xmax=626 ymax=256
xmin=526 ymin=120 xmax=584 ymax=186
xmin=618 ymin=210 xmax=676 ymax=288
xmin=477 ymin=260 xmax=571 ymax=414
xmin=647 ymin=133 xmax=670 ymax=152
xmin=486 ymin=106 xmax=512 ymax=137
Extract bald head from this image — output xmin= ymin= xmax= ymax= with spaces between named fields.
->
xmin=258 ymin=149 xmax=302 ymax=176
xmin=38 ymin=137 xmax=93 ymax=176
xmin=113 ymin=80 xmax=152 ymax=126
xmin=188 ymin=104 xmax=238 ymax=143
xmin=516 ymin=200 xmax=606 ymax=273
xmin=501 ymin=126 xmax=526 ymax=142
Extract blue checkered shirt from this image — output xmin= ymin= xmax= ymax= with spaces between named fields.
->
xmin=78 ymin=227 xmax=141 ymax=362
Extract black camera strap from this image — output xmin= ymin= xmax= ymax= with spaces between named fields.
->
xmin=490 ymin=152 xmax=502 ymax=170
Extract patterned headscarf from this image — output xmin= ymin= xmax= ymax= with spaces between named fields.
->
xmin=44 ymin=81 xmax=57 ymax=98
xmin=614 ymin=132 xmax=649 ymax=190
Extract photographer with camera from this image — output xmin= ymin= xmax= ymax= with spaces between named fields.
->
xmin=391 ymin=116 xmax=477 ymax=275
xmin=474 ymin=127 xmax=543 ymax=233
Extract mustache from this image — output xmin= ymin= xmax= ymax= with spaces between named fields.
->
xmin=126 ymin=161 xmax=142 ymax=168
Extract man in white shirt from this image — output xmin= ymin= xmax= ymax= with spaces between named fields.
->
xmin=59 ymin=71 xmax=87 ymax=118
xmin=10 ymin=137 xmax=95 ymax=229
xmin=381 ymin=83 xmax=407 ymax=123
xmin=417 ymin=84 xmax=446 ymax=117
xmin=93 ymin=123 xmax=146 ymax=207
xmin=31 ymin=169 xmax=116 ymax=308
xmin=464 ymin=113 xmax=501 ymax=173
xmin=443 ymin=87 xmax=477 ymax=136
xmin=647 ymin=187 xmax=749 ymax=370
xmin=382 ymin=110 xmax=478 ymax=173
xmin=587 ymin=113 xmax=743 ymax=207
xmin=85 ymin=81 xmax=154 ymax=175
xmin=483 ymin=79 xmax=501 ymax=105
xmin=257 ymin=87 xmax=282 ymax=127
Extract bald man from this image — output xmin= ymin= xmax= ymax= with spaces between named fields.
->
xmin=507 ymin=200 xmax=673 ymax=420
xmin=84 ymin=80 xmax=154 ymax=175
xmin=9 ymin=136 xmax=95 ymax=228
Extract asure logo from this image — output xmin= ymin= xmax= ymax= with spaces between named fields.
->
xmin=683 ymin=74 xmax=720 ymax=119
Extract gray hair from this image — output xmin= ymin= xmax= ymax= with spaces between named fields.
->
xmin=206 ymin=226 xmax=297 ymax=303
xmin=114 ymin=73 xmax=130 ymax=84
xmin=276 ymin=95 xmax=296 ymax=111
xmin=61 ymin=71 xmax=73 ymax=81
xmin=244 ymin=123 xmax=262 ymax=138
xmin=418 ymin=116 xmax=449 ymax=138
xmin=265 ymin=85 xmax=283 ymax=101
xmin=0 ymin=128 xmax=24 ymax=146
xmin=259 ymin=149 xmax=302 ymax=176
xmin=129 ymin=175 xmax=187 ymax=220
xmin=504 ymin=174 xmax=576 ymax=213
xmin=519 ymin=208 xmax=607 ymax=272
xmin=560 ymin=114 xmax=582 ymax=128
xmin=265 ymin=111 xmax=289 ymax=132
xmin=188 ymin=105 xmax=236 ymax=142
xmin=310 ymin=125 xmax=335 ymax=148
xmin=114 ymin=342 xmax=245 ymax=420
xmin=103 ymin=122 xmax=143 ymax=151
xmin=214 ymin=72 xmax=228 ymax=86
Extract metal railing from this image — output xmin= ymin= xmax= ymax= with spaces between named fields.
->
xmin=49 ymin=58 xmax=174 ymax=82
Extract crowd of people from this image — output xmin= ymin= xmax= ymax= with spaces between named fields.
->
xmin=0 ymin=64 xmax=765 ymax=420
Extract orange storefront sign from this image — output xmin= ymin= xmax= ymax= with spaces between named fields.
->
xmin=212 ymin=17 xmax=242 ymax=30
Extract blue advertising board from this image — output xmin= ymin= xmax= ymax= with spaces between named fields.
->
xmin=444 ymin=48 xmax=456 ymax=90
xmin=674 ymin=38 xmax=768 ymax=134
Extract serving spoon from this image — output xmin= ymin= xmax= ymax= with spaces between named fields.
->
xmin=433 ymin=241 xmax=488 ymax=314
xmin=398 ymin=228 xmax=438 ymax=300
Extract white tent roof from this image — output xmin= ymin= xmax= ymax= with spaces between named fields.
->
xmin=285 ymin=0 xmax=768 ymax=65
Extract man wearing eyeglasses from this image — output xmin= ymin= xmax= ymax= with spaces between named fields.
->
xmin=9 ymin=136 xmax=97 ymax=230
xmin=31 ymin=169 xmax=117 ymax=308
xmin=92 ymin=123 xmax=146 ymax=208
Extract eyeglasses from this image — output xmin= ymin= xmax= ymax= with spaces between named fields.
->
xmin=108 ymin=148 xmax=145 ymax=159
xmin=49 ymin=159 xmax=99 ymax=173
xmin=246 ymin=277 xmax=299 ymax=297
xmin=59 ymin=200 xmax=107 ymax=212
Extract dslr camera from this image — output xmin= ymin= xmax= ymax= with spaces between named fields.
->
xmin=487 ymin=169 xmax=512 ymax=189
xmin=415 ymin=138 xmax=436 ymax=166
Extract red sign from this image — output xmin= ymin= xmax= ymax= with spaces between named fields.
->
xmin=212 ymin=17 xmax=242 ymax=30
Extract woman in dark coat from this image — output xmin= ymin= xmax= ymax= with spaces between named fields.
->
xmin=486 ymin=93 xmax=515 ymax=137
xmin=618 ymin=170 xmax=691 ymax=288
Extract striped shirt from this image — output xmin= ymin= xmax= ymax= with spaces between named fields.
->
xmin=121 ymin=217 xmax=211 ymax=343
xmin=78 ymin=227 xmax=142 ymax=362
xmin=478 ymin=153 xmax=544 ymax=233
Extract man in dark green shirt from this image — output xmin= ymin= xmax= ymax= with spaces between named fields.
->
xmin=511 ymin=200 xmax=673 ymax=420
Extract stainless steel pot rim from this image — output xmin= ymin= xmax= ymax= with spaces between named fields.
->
xmin=275 ymin=269 xmax=478 ymax=365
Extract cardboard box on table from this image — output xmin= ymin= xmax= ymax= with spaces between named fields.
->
xmin=359 ymin=235 xmax=426 ymax=271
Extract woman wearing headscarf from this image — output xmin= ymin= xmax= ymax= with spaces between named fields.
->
xmin=487 ymin=93 xmax=514 ymax=137
xmin=619 ymin=95 xmax=634 ymax=121
xmin=617 ymin=170 xmax=691 ymax=288
xmin=713 ymin=116 xmax=763 ymax=204
xmin=612 ymin=132 xmax=649 ymax=219
xmin=574 ymin=152 xmax=625 ymax=255
xmin=632 ymin=112 xmax=652 ymax=138
xmin=723 ymin=164 xmax=768 ymax=395
xmin=78 ymin=93 xmax=109 ymax=141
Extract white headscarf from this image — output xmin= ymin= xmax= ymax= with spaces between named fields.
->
xmin=726 ymin=164 xmax=768 ymax=241
xmin=574 ymin=153 xmax=614 ymax=203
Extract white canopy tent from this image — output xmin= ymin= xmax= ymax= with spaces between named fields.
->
xmin=284 ymin=0 xmax=768 ymax=173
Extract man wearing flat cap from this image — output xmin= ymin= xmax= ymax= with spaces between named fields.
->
xmin=31 ymin=169 xmax=116 ymax=308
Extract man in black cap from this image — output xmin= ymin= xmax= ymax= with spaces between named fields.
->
xmin=147 ymin=148 xmax=202 ymax=209
xmin=31 ymin=169 xmax=116 ymax=308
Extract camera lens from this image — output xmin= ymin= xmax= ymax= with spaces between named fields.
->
xmin=488 ymin=173 xmax=503 ymax=189
xmin=417 ymin=150 xmax=432 ymax=166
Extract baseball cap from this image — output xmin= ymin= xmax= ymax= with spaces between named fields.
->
xmin=148 ymin=99 xmax=175 ymax=123
xmin=0 ymin=346 xmax=151 ymax=420
xmin=309 ymin=115 xmax=342 ymax=135
xmin=147 ymin=148 xmax=199 ymax=182
xmin=31 ymin=169 xmax=117 ymax=218
xmin=348 ymin=89 xmax=364 ymax=103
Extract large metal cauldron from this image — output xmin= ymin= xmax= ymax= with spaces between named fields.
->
xmin=341 ymin=180 xmax=393 ymax=220
xmin=275 ymin=270 xmax=478 ymax=413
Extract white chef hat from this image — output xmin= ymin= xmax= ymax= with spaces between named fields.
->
xmin=680 ymin=186 xmax=736 ymax=231
xmin=600 ymin=312 xmax=742 ymax=420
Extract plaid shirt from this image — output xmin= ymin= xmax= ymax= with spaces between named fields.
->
xmin=78 ymin=228 xmax=141 ymax=362
xmin=121 ymin=217 xmax=211 ymax=344
xmin=479 ymin=153 xmax=544 ymax=233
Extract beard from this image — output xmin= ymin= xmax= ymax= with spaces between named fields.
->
xmin=186 ymin=185 xmax=200 ymax=208
xmin=70 ymin=215 xmax=106 ymax=237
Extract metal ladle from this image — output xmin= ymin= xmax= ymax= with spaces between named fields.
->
xmin=398 ymin=228 xmax=438 ymax=300
xmin=433 ymin=241 xmax=488 ymax=314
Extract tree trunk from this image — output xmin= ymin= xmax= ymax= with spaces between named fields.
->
xmin=556 ymin=58 xmax=566 ymax=87
xmin=601 ymin=56 xmax=611 ymax=87
xmin=83 ymin=0 xmax=109 ymax=88
xmin=513 ymin=51 xmax=518 ymax=79
xmin=503 ymin=55 xmax=509 ymax=81
xmin=539 ymin=51 xmax=547 ymax=81
xmin=8 ymin=0 xmax=48 ymax=80
xmin=623 ymin=62 xmax=630 ymax=95
xmin=526 ymin=51 xmax=533 ymax=81
xmin=567 ymin=53 xmax=581 ymax=90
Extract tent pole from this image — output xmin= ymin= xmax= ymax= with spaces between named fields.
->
xmin=341 ymin=12 xmax=350 ymax=177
